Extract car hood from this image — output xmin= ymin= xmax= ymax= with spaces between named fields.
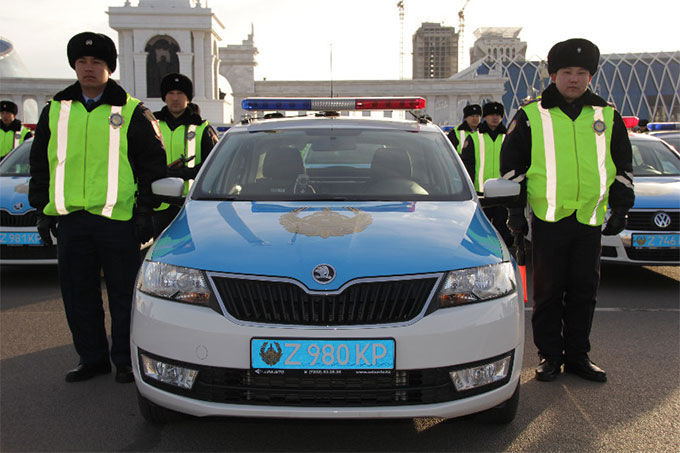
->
xmin=0 ymin=176 xmax=34 ymax=214
xmin=151 ymin=201 xmax=504 ymax=290
xmin=632 ymin=177 xmax=680 ymax=210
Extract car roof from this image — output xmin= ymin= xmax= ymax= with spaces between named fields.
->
xmin=227 ymin=115 xmax=440 ymax=134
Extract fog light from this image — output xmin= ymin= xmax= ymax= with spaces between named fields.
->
xmin=140 ymin=354 xmax=198 ymax=389
xmin=449 ymin=355 xmax=511 ymax=391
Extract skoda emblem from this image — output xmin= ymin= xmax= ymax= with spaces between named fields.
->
xmin=654 ymin=212 xmax=671 ymax=228
xmin=12 ymin=202 xmax=23 ymax=211
xmin=593 ymin=119 xmax=606 ymax=135
xmin=109 ymin=113 xmax=124 ymax=128
xmin=186 ymin=131 xmax=196 ymax=140
xmin=312 ymin=264 xmax=336 ymax=284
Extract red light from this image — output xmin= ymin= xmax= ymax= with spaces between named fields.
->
xmin=622 ymin=116 xmax=639 ymax=129
xmin=355 ymin=98 xmax=426 ymax=110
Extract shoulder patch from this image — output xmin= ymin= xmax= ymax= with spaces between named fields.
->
xmin=507 ymin=119 xmax=517 ymax=135
xmin=140 ymin=107 xmax=163 ymax=141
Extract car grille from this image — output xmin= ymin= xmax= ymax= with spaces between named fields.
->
xmin=0 ymin=210 xmax=37 ymax=227
xmin=209 ymin=275 xmax=439 ymax=326
xmin=0 ymin=244 xmax=57 ymax=260
xmin=626 ymin=211 xmax=679 ymax=231
xmin=139 ymin=350 xmax=513 ymax=407
xmin=624 ymin=247 xmax=680 ymax=262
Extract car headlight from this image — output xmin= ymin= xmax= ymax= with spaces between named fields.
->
xmin=137 ymin=261 xmax=211 ymax=306
xmin=437 ymin=262 xmax=516 ymax=308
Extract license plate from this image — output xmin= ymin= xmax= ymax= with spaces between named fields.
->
xmin=632 ymin=233 xmax=679 ymax=248
xmin=0 ymin=232 xmax=42 ymax=245
xmin=251 ymin=338 xmax=395 ymax=374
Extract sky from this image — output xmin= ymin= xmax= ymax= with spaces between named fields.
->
xmin=3 ymin=0 xmax=680 ymax=84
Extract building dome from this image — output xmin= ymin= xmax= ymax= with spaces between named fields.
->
xmin=0 ymin=38 xmax=30 ymax=78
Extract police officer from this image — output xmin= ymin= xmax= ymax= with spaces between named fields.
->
xmin=461 ymin=101 xmax=512 ymax=244
xmin=152 ymin=72 xmax=218 ymax=238
xmin=500 ymin=38 xmax=635 ymax=382
xmin=28 ymin=32 xmax=167 ymax=384
xmin=1 ymin=100 xmax=33 ymax=159
xmin=447 ymin=103 xmax=481 ymax=154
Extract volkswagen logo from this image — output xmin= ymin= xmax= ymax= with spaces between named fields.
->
xmin=653 ymin=212 xmax=671 ymax=228
xmin=312 ymin=264 xmax=336 ymax=284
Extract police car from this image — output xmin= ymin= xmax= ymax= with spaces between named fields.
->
xmin=646 ymin=122 xmax=680 ymax=151
xmin=133 ymin=97 xmax=524 ymax=424
xmin=0 ymin=138 xmax=57 ymax=264
xmin=601 ymin=132 xmax=680 ymax=265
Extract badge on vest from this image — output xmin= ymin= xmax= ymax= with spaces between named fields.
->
xmin=186 ymin=131 xmax=196 ymax=140
xmin=109 ymin=113 xmax=124 ymax=128
xmin=14 ymin=133 xmax=21 ymax=140
xmin=592 ymin=119 xmax=606 ymax=135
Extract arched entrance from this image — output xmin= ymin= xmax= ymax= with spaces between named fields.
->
xmin=145 ymin=36 xmax=180 ymax=98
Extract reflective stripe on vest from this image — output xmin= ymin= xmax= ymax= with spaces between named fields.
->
xmin=46 ymin=96 xmax=139 ymax=220
xmin=524 ymin=102 xmax=615 ymax=225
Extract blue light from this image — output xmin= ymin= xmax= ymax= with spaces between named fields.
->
xmin=647 ymin=122 xmax=680 ymax=131
xmin=242 ymin=98 xmax=312 ymax=111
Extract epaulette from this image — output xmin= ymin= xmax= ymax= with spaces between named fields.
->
xmin=519 ymin=96 xmax=540 ymax=107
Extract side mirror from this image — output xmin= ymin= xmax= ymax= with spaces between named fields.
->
xmin=152 ymin=177 xmax=185 ymax=206
xmin=479 ymin=178 xmax=520 ymax=207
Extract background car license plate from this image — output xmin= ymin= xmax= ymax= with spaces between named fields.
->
xmin=632 ymin=233 xmax=679 ymax=248
xmin=251 ymin=338 xmax=395 ymax=372
xmin=0 ymin=232 xmax=42 ymax=245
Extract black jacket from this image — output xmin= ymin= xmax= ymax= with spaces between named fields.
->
xmin=499 ymin=83 xmax=635 ymax=212
xmin=29 ymin=79 xmax=167 ymax=212
xmin=461 ymin=121 xmax=508 ymax=185
xmin=153 ymin=103 xmax=218 ymax=180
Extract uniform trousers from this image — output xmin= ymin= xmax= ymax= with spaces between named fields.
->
xmin=531 ymin=212 xmax=602 ymax=363
xmin=57 ymin=211 xmax=140 ymax=366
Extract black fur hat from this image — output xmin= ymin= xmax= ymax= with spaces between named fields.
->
xmin=463 ymin=104 xmax=482 ymax=117
xmin=482 ymin=101 xmax=504 ymax=117
xmin=161 ymin=73 xmax=194 ymax=101
xmin=67 ymin=32 xmax=117 ymax=73
xmin=0 ymin=100 xmax=18 ymax=115
xmin=547 ymin=38 xmax=600 ymax=75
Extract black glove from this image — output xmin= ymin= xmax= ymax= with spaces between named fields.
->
xmin=134 ymin=208 xmax=154 ymax=244
xmin=36 ymin=212 xmax=58 ymax=246
xmin=602 ymin=210 xmax=627 ymax=236
xmin=506 ymin=207 xmax=528 ymax=236
xmin=167 ymin=166 xmax=195 ymax=180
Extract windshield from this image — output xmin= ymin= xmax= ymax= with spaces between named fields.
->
xmin=194 ymin=128 xmax=472 ymax=201
xmin=0 ymin=139 xmax=32 ymax=176
xmin=631 ymin=137 xmax=680 ymax=176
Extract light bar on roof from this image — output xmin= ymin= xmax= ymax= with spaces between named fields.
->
xmin=647 ymin=122 xmax=680 ymax=131
xmin=622 ymin=116 xmax=639 ymax=129
xmin=241 ymin=97 xmax=426 ymax=111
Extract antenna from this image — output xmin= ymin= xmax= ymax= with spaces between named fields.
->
xmin=397 ymin=1 xmax=404 ymax=80
xmin=458 ymin=0 xmax=471 ymax=72
xmin=330 ymin=44 xmax=334 ymax=97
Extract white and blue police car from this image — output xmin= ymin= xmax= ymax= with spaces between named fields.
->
xmin=132 ymin=97 xmax=524 ymax=424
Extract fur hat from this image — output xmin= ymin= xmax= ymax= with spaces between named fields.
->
xmin=161 ymin=73 xmax=194 ymax=102
xmin=0 ymin=100 xmax=18 ymax=115
xmin=482 ymin=101 xmax=504 ymax=117
xmin=463 ymin=104 xmax=482 ymax=118
xmin=67 ymin=32 xmax=117 ymax=72
xmin=547 ymin=38 xmax=600 ymax=75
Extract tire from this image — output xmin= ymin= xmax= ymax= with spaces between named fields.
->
xmin=137 ymin=390 xmax=186 ymax=424
xmin=474 ymin=382 xmax=520 ymax=424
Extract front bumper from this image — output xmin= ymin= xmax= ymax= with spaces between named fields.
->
xmin=601 ymin=229 xmax=679 ymax=266
xmin=131 ymin=286 xmax=524 ymax=419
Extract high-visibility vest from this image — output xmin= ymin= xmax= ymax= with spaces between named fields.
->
xmin=452 ymin=129 xmax=468 ymax=154
xmin=0 ymin=126 xmax=31 ymax=158
xmin=470 ymin=131 xmax=505 ymax=193
xmin=523 ymin=102 xmax=616 ymax=226
xmin=156 ymin=120 xmax=209 ymax=210
xmin=44 ymin=95 xmax=140 ymax=221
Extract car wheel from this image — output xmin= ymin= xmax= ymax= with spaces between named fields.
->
xmin=137 ymin=390 xmax=186 ymax=424
xmin=474 ymin=382 xmax=520 ymax=424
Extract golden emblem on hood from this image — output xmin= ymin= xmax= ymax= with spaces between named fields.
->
xmin=259 ymin=342 xmax=283 ymax=366
xmin=279 ymin=207 xmax=373 ymax=239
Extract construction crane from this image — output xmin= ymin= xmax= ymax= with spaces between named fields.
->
xmin=397 ymin=1 xmax=404 ymax=79
xmin=458 ymin=0 xmax=471 ymax=72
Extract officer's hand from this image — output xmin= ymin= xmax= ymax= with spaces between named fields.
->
xmin=602 ymin=210 xmax=627 ymax=236
xmin=506 ymin=207 xmax=528 ymax=236
xmin=134 ymin=209 xmax=154 ymax=244
xmin=36 ymin=212 xmax=57 ymax=246
xmin=167 ymin=166 xmax=193 ymax=180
